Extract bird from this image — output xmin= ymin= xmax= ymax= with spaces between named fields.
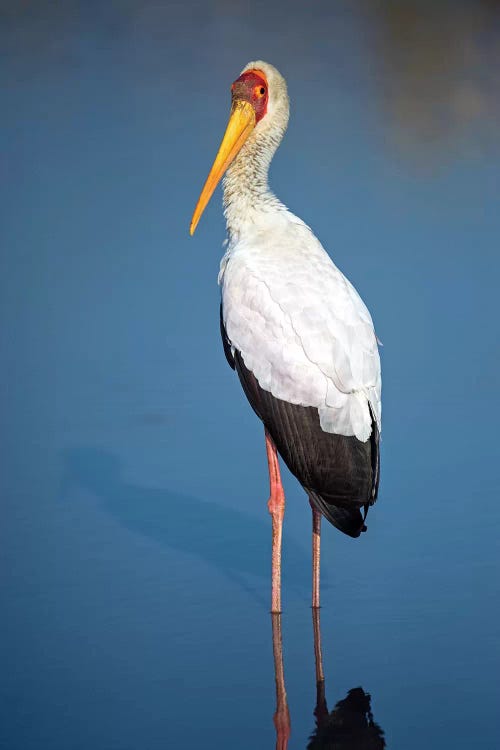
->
xmin=190 ymin=61 xmax=381 ymax=613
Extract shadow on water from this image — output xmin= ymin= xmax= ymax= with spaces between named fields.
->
xmin=271 ymin=609 xmax=385 ymax=749
xmin=61 ymin=446 xmax=314 ymax=607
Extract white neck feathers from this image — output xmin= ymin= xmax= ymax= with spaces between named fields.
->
xmin=222 ymin=60 xmax=290 ymax=241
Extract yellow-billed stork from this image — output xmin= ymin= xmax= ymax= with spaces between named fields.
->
xmin=190 ymin=61 xmax=381 ymax=613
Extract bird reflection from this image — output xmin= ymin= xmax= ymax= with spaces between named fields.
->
xmin=270 ymin=610 xmax=385 ymax=749
xmin=270 ymin=614 xmax=291 ymax=750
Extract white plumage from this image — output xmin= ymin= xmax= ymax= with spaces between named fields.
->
xmin=220 ymin=213 xmax=381 ymax=442
xmin=219 ymin=61 xmax=381 ymax=444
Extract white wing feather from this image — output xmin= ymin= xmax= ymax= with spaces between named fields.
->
xmin=219 ymin=216 xmax=381 ymax=442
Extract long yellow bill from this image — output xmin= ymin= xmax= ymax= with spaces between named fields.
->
xmin=190 ymin=99 xmax=256 ymax=235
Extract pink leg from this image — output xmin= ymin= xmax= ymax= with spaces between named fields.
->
xmin=271 ymin=613 xmax=291 ymax=749
xmin=309 ymin=499 xmax=321 ymax=609
xmin=265 ymin=429 xmax=285 ymax=614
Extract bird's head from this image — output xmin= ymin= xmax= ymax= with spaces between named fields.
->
xmin=190 ymin=60 xmax=289 ymax=235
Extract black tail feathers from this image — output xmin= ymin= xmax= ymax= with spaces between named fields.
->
xmin=308 ymin=491 xmax=368 ymax=538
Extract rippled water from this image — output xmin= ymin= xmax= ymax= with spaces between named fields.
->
xmin=2 ymin=2 xmax=499 ymax=748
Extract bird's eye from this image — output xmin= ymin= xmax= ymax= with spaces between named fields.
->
xmin=254 ymin=85 xmax=266 ymax=98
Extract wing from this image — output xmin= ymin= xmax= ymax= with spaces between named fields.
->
xmin=228 ymin=340 xmax=380 ymax=536
xmin=220 ymin=223 xmax=381 ymax=442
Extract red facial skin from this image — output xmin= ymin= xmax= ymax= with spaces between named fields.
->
xmin=231 ymin=69 xmax=268 ymax=123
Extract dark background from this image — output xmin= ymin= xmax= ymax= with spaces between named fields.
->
xmin=1 ymin=2 xmax=499 ymax=748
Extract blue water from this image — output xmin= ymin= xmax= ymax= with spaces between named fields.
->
xmin=2 ymin=3 xmax=499 ymax=748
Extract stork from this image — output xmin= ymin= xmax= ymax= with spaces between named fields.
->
xmin=190 ymin=61 xmax=381 ymax=613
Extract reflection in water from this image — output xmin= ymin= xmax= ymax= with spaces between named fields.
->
xmin=270 ymin=610 xmax=385 ymax=749
xmin=271 ymin=614 xmax=291 ymax=750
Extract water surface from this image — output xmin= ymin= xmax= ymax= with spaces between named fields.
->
xmin=2 ymin=2 xmax=499 ymax=748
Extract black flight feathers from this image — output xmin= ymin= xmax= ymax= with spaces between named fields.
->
xmin=220 ymin=304 xmax=379 ymax=538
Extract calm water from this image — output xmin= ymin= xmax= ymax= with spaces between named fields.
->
xmin=1 ymin=2 xmax=499 ymax=748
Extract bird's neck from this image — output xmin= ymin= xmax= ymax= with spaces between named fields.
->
xmin=223 ymin=131 xmax=284 ymax=241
